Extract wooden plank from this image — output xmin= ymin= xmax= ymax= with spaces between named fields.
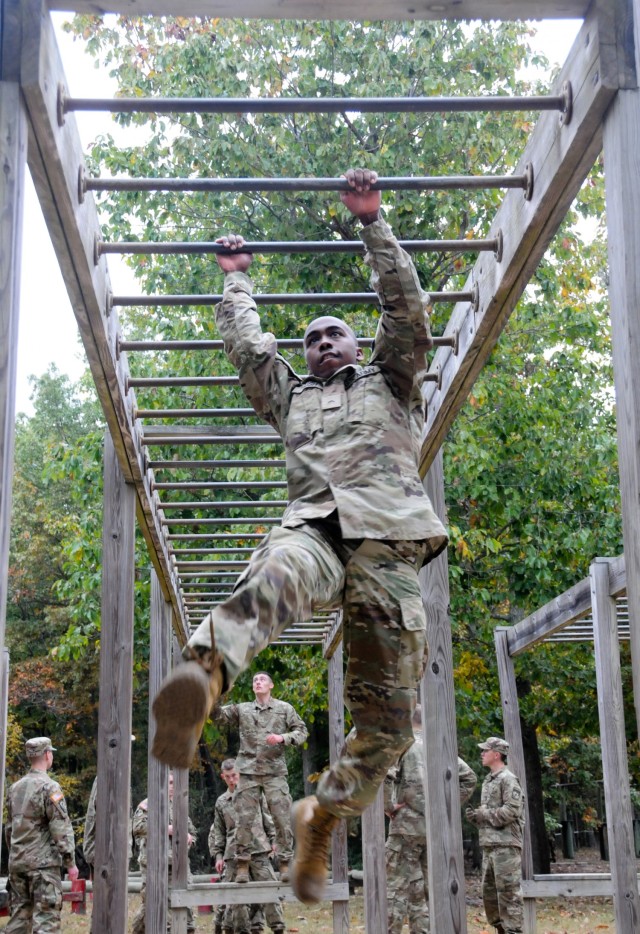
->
xmin=93 ymin=429 xmax=135 ymax=934
xmin=323 ymin=611 xmax=344 ymax=660
xmin=591 ymin=559 xmax=640 ymax=932
xmin=494 ymin=629 xmax=536 ymax=934
xmin=19 ymin=0 xmax=188 ymax=641
xmin=603 ymin=33 xmax=640 ymax=742
xmin=419 ymin=3 xmax=623 ymax=475
xmin=361 ymin=785 xmax=387 ymax=934
xmin=419 ymin=451 xmax=468 ymax=934
xmin=146 ymin=571 xmax=171 ymax=934
xmin=522 ymin=877 xmax=617 ymax=897
xmin=170 ymin=881 xmax=350 ymax=908
xmin=328 ymin=644 xmax=350 ymax=934
xmin=171 ymin=764 xmax=190 ymax=934
xmin=0 ymin=79 xmax=26 ymax=678
xmin=46 ymin=0 xmax=591 ymax=20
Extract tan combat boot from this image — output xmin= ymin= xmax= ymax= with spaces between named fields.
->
xmin=278 ymin=859 xmax=289 ymax=883
xmin=234 ymin=859 xmax=250 ymax=883
xmin=290 ymin=795 xmax=338 ymax=904
xmin=151 ymin=643 xmax=224 ymax=769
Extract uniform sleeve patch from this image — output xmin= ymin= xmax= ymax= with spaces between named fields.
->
xmin=50 ymin=792 xmax=64 ymax=803
xmin=511 ymin=788 xmax=522 ymax=800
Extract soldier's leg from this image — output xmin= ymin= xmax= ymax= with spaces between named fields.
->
xmin=317 ymin=539 xmax=426 ymax=817
xmin=29 ymin=869 xmax=63 ymax=933
xmin=261 ymin=776 xmax=294 ymax=863
xmin=233 ymin=777 xmax=264 ymax=865
xmin=386 ymin=836 xmax=411 ymax=934
xmin=4 ymin=870 xmax=33 ymax=932
xmin=131 ymin=872 xmax=147 ymax=934
xmin=250 ymin=903 xmax=266 ymax=933
xmin=250 ymin=855 xmax=286 ymax=932
xmin=481 ymin=849 xmax=502 ymax=930
xmin=153 ymin=524 xmax=345 ymax=767
xmin=406 ymin=839 xmax=429 ymax=934
xmin=493 ymin=847 xmax=524 ymax=934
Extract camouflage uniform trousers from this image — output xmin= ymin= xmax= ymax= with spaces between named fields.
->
xmin=386 ymin=835 xmax=429 ymax=934
xmin=189 ymin=518 xmax=428 ymax=820
xmin=218 ymin=856 xmax=286 ymax=933
xmin=131 ymin=868 xmax=195 ymax=934
xmin=5 ymin=867 xmax=63 ymax=933
xmin=235 ymin=775 xmax=293 ymax=863
xmin=481 ymin=845 xmax=524 ymax=934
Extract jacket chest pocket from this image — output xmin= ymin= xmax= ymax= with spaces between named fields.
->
xmin=285 ymin=386 xmax=322 ymax=451
xmin=347 ymin=370 xmax=391 ymax=429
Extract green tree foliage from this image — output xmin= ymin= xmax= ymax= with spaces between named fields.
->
xmin=57 ymin=13 xmax=630 ymax=828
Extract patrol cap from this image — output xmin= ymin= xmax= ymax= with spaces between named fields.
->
xmin=478 ymin=736 xmax=509 ymax=754
xmin=25 ymin=737 xmax=56 ymax=758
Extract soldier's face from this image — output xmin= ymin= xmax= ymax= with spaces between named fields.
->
xmin=221 ymin=768 xmax=239 ymax=790
xmin=253 ymin=673 xmax=273 ymax=696
xmin=303 ymin=317 xmax=363 ymax=378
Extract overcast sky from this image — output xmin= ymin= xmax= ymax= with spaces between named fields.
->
xmin=15 ymin=15 xmax=582 ymax=416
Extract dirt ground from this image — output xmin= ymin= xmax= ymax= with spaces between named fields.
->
xmin=0 ymin=848 xmax=623 ymax=932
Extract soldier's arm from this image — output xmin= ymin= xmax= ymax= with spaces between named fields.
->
xmin=212 ymin=702 xmax=239 ymax=728
xmin=132 ymin=801 xmax=148 ymax=843
xmin=281 ymin=704 xmax=309 ymax=746
xmin=5 ymin=793 xmax=12 ymax=850
xmin=212 ymin=800 xmax=227 ymax=860
xmin=45 ymin=785 xmax=77 ymax=869
xmin=479 ymin=775 xmax=524 ymax=827
xmin=457 ymin=757 xmax=478 ymax=806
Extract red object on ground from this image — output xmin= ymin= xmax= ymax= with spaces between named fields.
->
xmin=68 ymin=878 xmax=87 ymax=914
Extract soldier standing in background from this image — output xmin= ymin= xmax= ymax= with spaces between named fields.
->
xmin=213 ymin=672 xmax=307 ymax=884
xmin=4 ymin=736 xmax=79 ymax=932
xmin=210 ymin=758 xmax=287 ymax=934
xmin=131 ymin=771 xmax=197 ymax=934
xmin=466 ymin=736 xmax=525 ymax=934
xmin=385 ymin=705 xmax=477 ymax=933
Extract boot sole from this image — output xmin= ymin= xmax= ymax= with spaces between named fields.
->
xmin=151 ymin=662 xmax=212 ymax=768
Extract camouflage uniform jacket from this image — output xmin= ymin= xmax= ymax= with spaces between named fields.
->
xmin=83 ymin=776 xmax=98 ymax=865
xmin=209 ymin=788 xmax=275 ymax=862
xmin=476 ymin=767 xmax=525 ymax=848
xmin=385 ymin=733 xmax=477 ymax=836
xmin=5 ymin=768 xmax=76 ymax=871
xmin=214 ymin=698 xmax=308 ymax=776
xmin=215 ymin=217 xmax=448 ymax=550
xmin=133 ymin=797 xmax=196 ymax=869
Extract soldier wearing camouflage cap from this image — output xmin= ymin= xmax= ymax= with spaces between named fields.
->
xmin=151 ymin=167 xmax=448 ymax=905
xmin=4 ymin=737 xmax=78 ymax=931
xmin=466 ymin=735 xmax=525 ymax=934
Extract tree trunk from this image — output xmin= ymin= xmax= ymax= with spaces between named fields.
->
xmin=517 ymin=678 xmax=551 ymax=874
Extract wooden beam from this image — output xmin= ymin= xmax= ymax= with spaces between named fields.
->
xmin=419 ymin=2 xmax=628 ymax=474
xmin=506 ymin=555 xmax=625 ymax=656
xmin=171 ymin=764 xmax=190 ymax=934
xmin=19 ymin=0 xmax=188 ymax=641
xmin=93 ymin=429 xmax=135 ymax=934
xmin=328 ymin=643 xmax=350 ymax=934
xmin=602 ymin=0 xmax=640 ymax=741
xmin=591 ymin=559 xmax=640 ymax=932
xmin=420 ymin=451 xmax=468 ymax=934
xmin=323 ymin=611 xmax=344 ymax=660
xmin=46 ymin=0 xmax=591 ymax=21
xmin=146 ymin=572 xmax=171 ymax=934
xmin=361 ymin=785 xmax=388 ymax=934
xmin=494 ymin=628 xmax=536 ymax=934
xmin=170 ymin=881 xmax=350 ymax=907
xmin=0 ymin=78 xmax=26 ymax=673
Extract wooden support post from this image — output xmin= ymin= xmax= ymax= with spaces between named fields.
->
xmin=602 ymin=1 xmax=640 ymax=740
xmin=93 ymin=429 xmax=135 ymax=933
xmin=327 ymin=639 xmax=350 ymax=934
xmin=171 ymin=765 xmax=190 ymax=934
xmin=146 ymin=571 xmax=171 ymax=933
xmin=591 ymin=559 xmax=640 ymax=932
xmin=361 ymin=783 xmax=387 ymax=934
xmin=419 ymin=449 xmax=467 ymax=934
xmin=0 ymin=77 xmax=26 ymax=720
xmin=494 ymin=628 xmax=536 ymax=934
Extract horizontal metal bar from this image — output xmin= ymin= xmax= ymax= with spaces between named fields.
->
xmin=121 ymin=330 xmax=460 ymax=350
xmin=64 ymin=93 xmax=567 ymax=116
xmin=116 ymin=296 xmax=378 ymax=309
xmin=150 ymin=459 xmax=285 ymax=470
xmin=178 ymin=561 xmax=250 ymax=569
xmin=160 ymin=500 xmax=287 ymax=510
xmin=173 ymin=548 xmax=255 ymax=555
xmin=145 ymin=435 xmax=280 ymax=446
xmin=168 ymin=534 xmax=267 ymax=541
xmin=138 ymin=408 xmax=257 ymax=419
xmin=155 ymin=481 xmax=287 ymax=491
xmin=100 ymin=237 xmax=499 ymax=257
xmin=131 ymin=376 xmax=240 ymax=387
xmin=163 ymin=517 xmax=282 ymax=526
xmin=85 ymin=173 xmax=526 ymax=194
